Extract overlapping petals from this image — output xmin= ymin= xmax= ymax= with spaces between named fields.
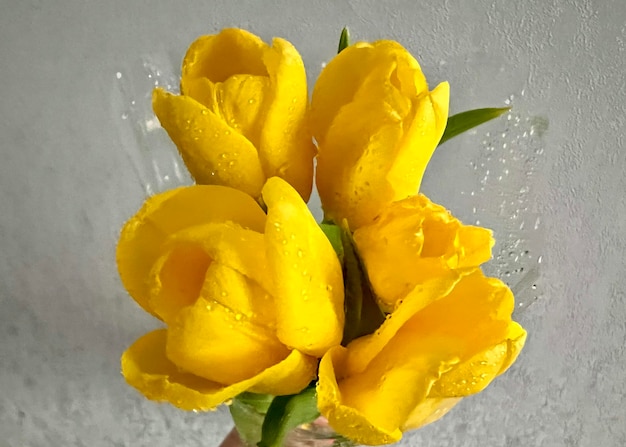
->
xmin=117 ymin=178 xmax=343 ymax=410
xmin=353 ymin=194 xmax=494 ymax=310
xmin=153 ymin=28 xmax=315 ymax=201
xmin=118 ymin=29 xmax=528 ymax=446
xmin=311 ymin=40 xmax=449 ymax=228
xmin=317 ymin=271 xmax=527 ymax=445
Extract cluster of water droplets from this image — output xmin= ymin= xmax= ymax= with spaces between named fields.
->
xmin=113 ymin=56 xmax=192 ymax=195
xmin=461 ymin=93 xmax=548 ymax=314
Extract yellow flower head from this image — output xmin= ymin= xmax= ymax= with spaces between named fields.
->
xmin=311 ymin=40 xmax=449 ymax=229
xmin=353 ymin=194 xmax=494 ymax=311
xmin=317 ymin=271 xmax=526 ymax=445
xmin=153 ymin=29 xmax=315 ymax=201
xmin=117 ymin=178 xmax=343 ymax=410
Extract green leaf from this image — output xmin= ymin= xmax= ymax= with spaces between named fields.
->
xmin=341 ymin=229 xmax=386 ymax=345
xmin=337 ymin=27 xmax=350 ymax=53
xmin=320 ymin=223 xmax=344 ymax=264
xmin=230 ymin=393 xmax=275 ymax=446
xmin=341 ymin=228 xmax=363 ymax=344
xmin=257 ymin=386 xmax=320 ymax=447
xmin=439 ymin=107 xmax=510 ymax=146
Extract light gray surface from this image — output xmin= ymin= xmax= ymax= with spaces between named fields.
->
xmin=1 ymin=1 xmax=625 ymax=446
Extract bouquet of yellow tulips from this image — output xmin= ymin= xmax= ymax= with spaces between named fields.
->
xmin=117 ymin=28 xmax=526 ymax=446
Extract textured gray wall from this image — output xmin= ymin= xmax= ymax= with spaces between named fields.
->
xmin=1 ymin=1 xmax=625 ymax=446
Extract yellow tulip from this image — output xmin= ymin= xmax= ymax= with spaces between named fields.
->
xmin=153 ymin=28 xmax=315 ymax=201
xmin=353 ymin=194 xmax=494 ymax=311
xmin=311 ymin=40 xmax=449 ymax=229
xmin=317 ymin=271 xmax=527 ymax=445
xmin=117 ymin=177 xmax=344 ymax=411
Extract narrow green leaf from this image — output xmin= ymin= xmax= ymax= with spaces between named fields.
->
xmin=257 ymin=386 xmax=320 ymax=447
xmin=230 ymin=393 xmax=275 ymax=446
xmin=439 ymin=107 xmax=510 ymax=146
xmin=341 ymin=229 xmax=363 ymax=344
xmin=341 ymin=229 xmax=386 ymax=345
xmin=337 ymin=27 xmax=350 ymax=53
xmin=320 ymin=223 xmax=344 ymax=264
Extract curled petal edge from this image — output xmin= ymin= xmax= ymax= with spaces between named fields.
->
xmin=121 ymin=329 xmax=317 ymax=411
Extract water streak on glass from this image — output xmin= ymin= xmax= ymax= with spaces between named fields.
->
xmin=114 ymin=55 xmax=192 ymax=196
xmin=464 ymin=93 xmax=547 ymax=314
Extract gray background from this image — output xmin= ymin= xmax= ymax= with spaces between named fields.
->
xmin=1 ymin=1 xmax=625 ymax=446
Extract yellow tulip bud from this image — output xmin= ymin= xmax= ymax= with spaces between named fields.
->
xmin=153 ymin=28 xmax=315 ymax=201
xmin=353 ymin=194 xmax=494 ymax=311
xmin=317 ymin=271 xmax=526 ymax=445
xmin=311 ymin=40 xmax=449 ymax=228
xmin=117 ymin=178 xmax=344 ymax=411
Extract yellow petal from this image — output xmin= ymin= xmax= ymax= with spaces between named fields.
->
xmin=430 ymin=321 xmax=527 ymax=397
xmin=262 ymin=177 xmax=344 ymax=357
xmin=200 ymin=261 xmax=279 ymax=332
xmin=401 ymin=397 xmax=462 ymax=431
xmin=259 ymin=38 xmax=315 ymax=201
xmin=386 ymin=81 xmax=450 ymax=198
xmin=315 ymin=95 xmax=404 ymax=228
xmin=311 ymin=40 xmax=427 ymax=146
xmin=313 ymin=44 xmax=442 ymax=228
xmin=184 ymin=75 xmax=270 ymax=149
xmin=152 ymin=89 xmax=265 ymax=197
xmin=122 ymin=330 xmax=316 ymax=411
xmin=147 ymin=241 xmax=212 ymax=322
xmin=317 ymin=346 xmax=401 ymax=446
xmin=159 ymin=221 xmax=273 ymax=295
xmin=319 ymin=334 xmax=457 ymax=445
xmin=117 ymin=185 xmax=266 ymax=318
xmin=166 ymin=296 xmax=289 ymax=385
xmin=406 ymin=271 xmax=515 ymax=348
xmin=344 ymin=273 xmax=462 ymax=376
xmin=181 ymin=29 xmax=268 ymax=85
xmin=353 ymin=194 xmax=493 ymax=308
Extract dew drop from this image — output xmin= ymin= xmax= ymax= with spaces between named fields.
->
xmin=116 ymin=72 xmax=122 ymax=79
